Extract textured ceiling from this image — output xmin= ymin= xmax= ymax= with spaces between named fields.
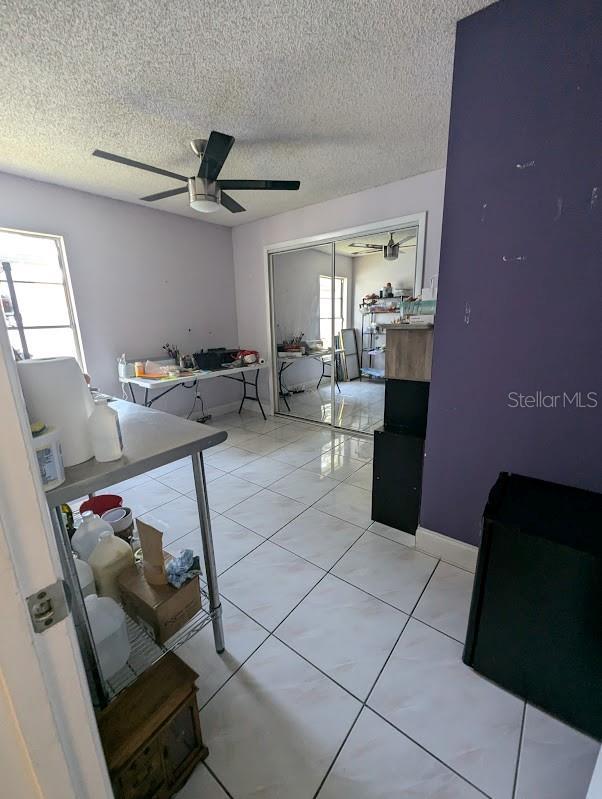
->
xmin=0 ymin=0 xmax=493 ymax=227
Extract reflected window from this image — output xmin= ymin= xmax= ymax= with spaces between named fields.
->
xmin=319 ymin=275 xmax=346 ymax=348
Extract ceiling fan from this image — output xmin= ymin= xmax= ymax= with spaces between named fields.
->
xmin=349 ymin=232 xmax=416 ymax=260
xmin=92 ymin=131 xmax=300 ymax=214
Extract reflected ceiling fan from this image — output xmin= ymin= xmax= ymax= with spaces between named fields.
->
xmin=349 ymin=232 xmax=416 ymax=260
xmin=92 ymin=131 xmax=300 ymax=214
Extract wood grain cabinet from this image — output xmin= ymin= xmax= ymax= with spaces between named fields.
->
xmin=98 ymin=653 xmax=207 ymax=799
xmin=385 ymin=326 xmax=433 ymax=381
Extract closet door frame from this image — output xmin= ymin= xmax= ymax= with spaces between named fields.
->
xmin=267 ymin=212 xmax=427 ymax=431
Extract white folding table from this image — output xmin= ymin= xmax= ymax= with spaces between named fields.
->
xmin=120 ymin=363 xmax=268 ymax=420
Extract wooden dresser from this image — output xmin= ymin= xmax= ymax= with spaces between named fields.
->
xmin=97 ymin=653 xmax=207 ymax=799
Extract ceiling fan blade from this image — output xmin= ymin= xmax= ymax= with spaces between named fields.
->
xmin=218 ymin=179 xmax=300 ymax=191
xmin=92 ymin=150 xmax=188 ymax=182
xmin=140 ymin=186 xmax=188 ymax=202
xmin=198 ymin=131 xmax=235 ymax=180
xmin=349 ymin=243 xmax=382 ymax=250
xmin=220 ymin=191 xmax=245 ymax=213
xmin=395 ymin=232 xmax=417 ymax=246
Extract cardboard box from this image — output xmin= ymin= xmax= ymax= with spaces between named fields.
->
xmin=118 ymin=562 xmax=202 ymax=644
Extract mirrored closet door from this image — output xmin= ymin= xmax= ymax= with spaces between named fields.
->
xmin=271 ymin=242 xmax=336 ymax=424
xmin=269 ymin=218 xmax=424 ymax=435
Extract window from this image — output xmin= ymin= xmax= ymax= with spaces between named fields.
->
xmin=319 ymin=275 xmax=346 ymax=348
xmin=0 ymin=229 xmax=84 ymax=365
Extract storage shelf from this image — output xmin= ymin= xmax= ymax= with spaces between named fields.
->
xmin=46 ymin=399 xmax=226 ymax=710
xmin=106 ymin=585 xmax=216 ymax=701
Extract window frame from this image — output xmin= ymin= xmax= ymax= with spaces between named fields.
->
xmin=0 ymin=228 xmax=86 ymax=369
xmin=319 ymin=274 xmax=346 ymax=347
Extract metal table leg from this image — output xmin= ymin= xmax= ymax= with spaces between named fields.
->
xmin=253 ymin=369 xmax=267 ymax=420
xmin=191 ymin=451 xmax=225 ymax=653
xmin=278 ymin=362 xmax=291 ymax=411
xmin=50 ymin=506 xmax=108 ymax=707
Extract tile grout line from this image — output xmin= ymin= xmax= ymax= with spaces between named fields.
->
xmin=169 ymin=421 xmax=488 ymax=798
xmin=312 ymin=560 xmax=491 ymax=799
xmin=116 ymin=422 xmax=483 ymax=798
xmin=367 ymin=706 xmax=494 ymax=799
xmin=511 ymin=702 xmax=528 ymax=799
xmin=200 ymin=503 xmax=381 ymax=714
xmin=201 ymin=762 xmax=236 ymax=799
xmin=205 ymin=516 xmax=447 ymax=797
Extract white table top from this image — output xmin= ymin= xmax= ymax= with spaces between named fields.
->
xmin=277 ymin=349 xmax=340 ymax=363
xmin=119 ymin=362 xmax=268 ymax=390
xmin=45 ymin=399 xmax=227 ymax=505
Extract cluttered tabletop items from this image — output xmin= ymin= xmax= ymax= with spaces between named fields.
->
xmin=117 ymin=343 xmax=269 ymax=419
xmin=119 ymin=343 xmax=266 ymax=383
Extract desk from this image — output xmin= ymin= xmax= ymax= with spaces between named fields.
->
xmin=277 ymin=351 xmax=340 ymax=411
xmin=120 ymin=363 xmax=268 ymax=420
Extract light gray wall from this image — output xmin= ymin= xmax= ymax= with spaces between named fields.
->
xmin=0 ymin=171 xmax=241 ymax=415
xmin=232 ymin=168 xmax=446 ymax=406
xmin=272 ymin=247 xmax=353 ymax=387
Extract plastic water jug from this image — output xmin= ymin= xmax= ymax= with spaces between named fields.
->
xmin=73 ymin=554 xmax=95 ymax=597
xmin=89 ymin=398 xmax=123 ymax=462
xmin=88 ymin=531 xmax=134 ymax=602
xmin=84 ymin=594 xmax=130 ymax=681
xmin=72 ymin=511 xmax=113 ymax=561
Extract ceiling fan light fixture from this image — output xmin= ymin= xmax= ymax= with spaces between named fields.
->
xmin=383 ymin=233 xmax=399 ymax=261
xmin=188 ymin=177 xmax=220 ymax=213
xmin=190 ymin=196 xmax=220 ymax=213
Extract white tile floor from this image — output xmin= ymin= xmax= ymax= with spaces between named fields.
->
xmin=103 ymin=411 xmax=599 ymax=799
xmin=279 ymin=379 xmax=385 ymax=434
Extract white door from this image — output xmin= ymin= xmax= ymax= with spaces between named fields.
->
xmin=0 ymin=321 xmax=113 ymax=798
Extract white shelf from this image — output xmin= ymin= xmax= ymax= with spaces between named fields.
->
xmin=106 ymin=584 xmax=216 ymax=701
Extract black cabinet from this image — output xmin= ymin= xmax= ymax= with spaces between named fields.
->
xmin=384 ymin=378 xmax=429 ymax=437
xmin=372 ymin=427 xmax=424 ymax=534
xmin=464 ymin=473 xmax=602 ymax=739
xmin=371 ymin=378 xmax=429 ymax=534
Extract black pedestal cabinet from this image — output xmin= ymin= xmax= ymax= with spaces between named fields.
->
xmin=371 ymin=378 xmax=429 ymax=535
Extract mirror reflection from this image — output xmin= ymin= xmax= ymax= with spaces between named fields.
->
xmin=271 ymin=226 xmax=420 ymax=434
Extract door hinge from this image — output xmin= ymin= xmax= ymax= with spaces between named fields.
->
xmin=27 ymin=579 xmax=72 ymax=633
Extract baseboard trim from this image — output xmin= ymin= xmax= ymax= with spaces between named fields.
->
xmin=416 ymin=526 xmax=478 ymax=573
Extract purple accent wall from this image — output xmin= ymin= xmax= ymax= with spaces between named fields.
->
xmin=421 ymin=0 xmax=602 ymax=546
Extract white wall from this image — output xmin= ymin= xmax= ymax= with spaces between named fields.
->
xmin=232 ymin=168 xmax=446 ymax=405
xmin=0 ymin=171 xmax=242 ymax=416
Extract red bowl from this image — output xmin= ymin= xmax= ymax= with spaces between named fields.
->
xmin=79 ymin=494 xmax=123 ymax=516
